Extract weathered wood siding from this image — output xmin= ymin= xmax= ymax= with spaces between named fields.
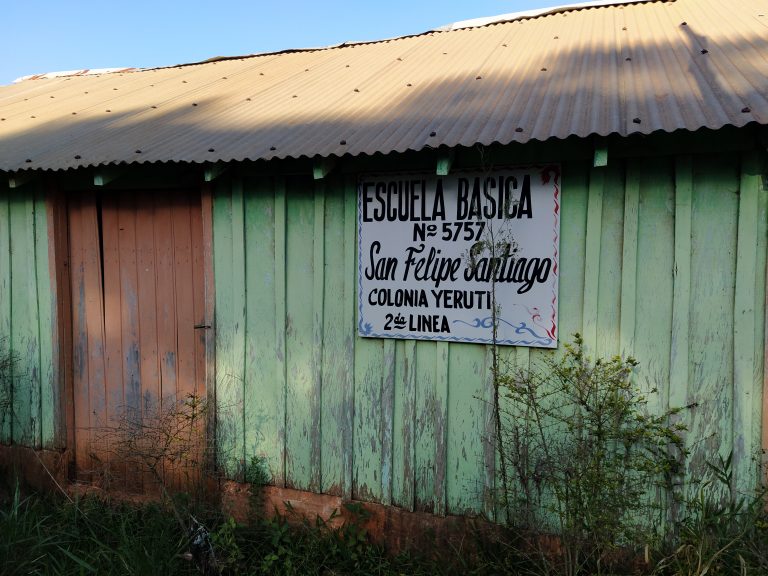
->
xmin=0 ymin=183 xmax=58 ymax=449
xmin=213 ymin=147 xmax=766 ymax=517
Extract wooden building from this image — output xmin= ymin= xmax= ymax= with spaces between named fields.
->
xmin=0 ymin=0 xmax=767 ymax=532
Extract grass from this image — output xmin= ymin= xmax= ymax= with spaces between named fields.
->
xmin=0 ymin=483 xmax=452 ymax=576
xmin=3 ymin=470 xmax=768 ymax=576
xmin=0 ymin=484 xmax=197 ymax=576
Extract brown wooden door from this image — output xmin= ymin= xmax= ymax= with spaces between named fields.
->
xmin=68 ymin=190 xmax=206 ymax=491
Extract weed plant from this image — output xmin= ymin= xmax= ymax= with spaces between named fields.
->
xmin=653 ymin=453 xmax=768 ymax=576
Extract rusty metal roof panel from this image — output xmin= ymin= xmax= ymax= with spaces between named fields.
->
xmin=0 ymin=0 xmax=766 ymax=173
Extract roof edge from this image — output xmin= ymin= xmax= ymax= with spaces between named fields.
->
xmin=438 ymin=0 xmax=672 ymax=31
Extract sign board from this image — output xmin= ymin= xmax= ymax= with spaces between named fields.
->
xmin=357 ymin=166 xmax=560 ymax=348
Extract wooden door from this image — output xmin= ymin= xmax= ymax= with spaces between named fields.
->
xmin=68 ymin=190 xmax=206 ymax=491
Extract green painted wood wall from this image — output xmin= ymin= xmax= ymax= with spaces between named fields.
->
xmin=0 ymin=183 xmax=58 ymax=449
xmin=211 ymin=147 xmax=767 ymax=518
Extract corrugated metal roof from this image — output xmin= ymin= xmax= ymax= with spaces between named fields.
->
xmin=0 ymin=0 xmax=766 ymax=173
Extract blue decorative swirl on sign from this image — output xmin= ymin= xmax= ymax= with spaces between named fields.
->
xmin=353 ymin=330 xmax=552 ymax=346
xmin=359 ymin=321 xmax=373 ymax=336
xmin=453 ymin=317 xmax=494 ymax=329
xmin=452 ymin=317 xmax=553 ymax=346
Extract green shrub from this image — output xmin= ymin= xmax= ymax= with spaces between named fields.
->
xmin=497 ymin=334 xmax=687 ymax=575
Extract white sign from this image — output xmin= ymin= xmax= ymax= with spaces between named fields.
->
xmin=357 ymin=166 xmax=560 ymax=348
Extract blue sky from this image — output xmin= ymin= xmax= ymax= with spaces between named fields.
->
xmin=2 ymin=1 xmax=558 ymax=85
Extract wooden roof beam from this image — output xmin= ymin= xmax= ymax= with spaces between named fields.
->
xmin=593 ymin=145 xmax=608 ymax=167
xmin=436 ymin=150 xmax=454 ymax=176
xmin=94 ymin=167 xmax=125 ymax=187
xmin=8 ymin=171 xmax=35 ymax=188
xmin=204 ymin=162 xmax=229 ymax=182
xmin=313 ymin=157 xmax=336 ymax=180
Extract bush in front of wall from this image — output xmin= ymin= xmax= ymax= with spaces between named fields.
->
xmin=495 ymin=334 xmax=688 ymax=576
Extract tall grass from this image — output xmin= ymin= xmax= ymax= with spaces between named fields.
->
xmin=3 ymin=467 xmax=767 ymax=575
xmin=0 ymin=482 xmax=196 ymax=576
xmin=0 ymin=486 xmax=451 ymax=576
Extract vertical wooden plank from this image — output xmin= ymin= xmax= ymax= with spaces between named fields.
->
xmin=166 ymin=192 xmax=196 ymax=490
xmin=135 ymin=193 xmax=161 ymax=411
xmin=135 ymin=192 xmax=162 ymax=488
xmin=243 ymin=176 xmax=280 ymax=483
xmin=620 ymin=160 xmax=640 ymax=355
xmin=354 ymin=332 xmax=384 ymax=501
xmin=310 ymin=183 xmax=325 ymax=493
xmin=101 ymin=194 xmax=123 ymax=415
xmin=381 ymin=339 xmax=395 ymax=506
xmin=433 ymin=340 xmax=448 ymax=516
xmin=559 ymin=162 xmax=589 ymax=345
xmin=190 ymin=191 xmax=207 ymax=399
xmin=100 ymin=195 xmax=125 ymax=487
xmin=393 ymin=338 xmax=416 ymax=509
xmin=493 ymin=346 xmax=526 ymax=524
xmin=446 ymin=343 xmax=486 ymax=515
xmin=688 ymin=154 xmax=739 ymax=479
xmin=392 ymin=339 xmax=407 ymax=506
xmin=755 ymin=159 xmax=768 ymax=488
xmin=321 ymin=179 xmax=347 ymax=495
xmin=27 ymin=189 xmax=42 ymax=448
xmin=85 ymin=194 xmax=105 ymax=459
xmin=36 ymin=191 xmax=56 ymax=449
xmin=171 ymin=193 xmax=198 ymax=401
xmin=10 ymin=189 xmax=42 ymax=447
xmin=180 ymin=190 xmax=204 ymax=492
xmin=285 ymin=180 xmax=316 ymax=490
xmin=213 ymin=182 xmax=238 ymax=477
xmin=115 ymin=195 xmax=141 ymax=418
xmin=0 ymin=191 xmax=11 ymax=444
xmin=516 ymin=347 xmax=530 ymax=372
xmin=670 ymin=157 xmax=692 ymax=407
xmin=670 ymin=156 xmax=693 ymax=509
xmin=274 ymin=178 xmax=287 ymax=487
xmin=342 ymin=177 xmax=356 ymax=500
xmin=47 ymin=186 xmax=70 ymax=450
xmin=634 ymin=159 xmax=675 ymax=416
xmin=116 ymin=193 xmax=143 ymax=491
xmin=582 ymin=167 xmax=605 ymax=352
xmin=67 ymin=196 xmax=91 ymax=475
xmin=78 ymin=194 xmax=107 ymax=471
xmin=200 ymin=185 xmax=216 ymax=477
xmin=154 ymin=197 xmax=178 ymax=406
xmin=733 ymin=151 xmax=761 ymax=493
xmin=596 ymin=164 xmax=625 ymax=358
xmin=231 ymin=180 xmax=247 ymax=478
xmin=414 ymin=341 xmax=436 ymax=511
xmin=482 ymin=345 xmax=496 ymax=520
xmin=84 ymin=195 xmax=105 ymax=456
